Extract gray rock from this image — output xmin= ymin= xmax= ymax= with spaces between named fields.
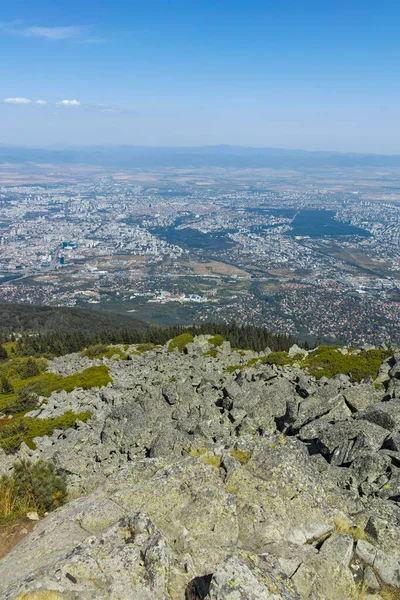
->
xmin=288 ymin=344 xmax=308 ymax=359
xmin=344 ymin=384 xmax=382 ymax=412
xmin=313 ymin=420 xmax=389 ymax=465
xmin=3 ymin=513 xmax=170 ymax=600
xmin=207 ymin=553 xmax=301 ymax=600
xmin=357 ymin=400 xmax=400 ymax=432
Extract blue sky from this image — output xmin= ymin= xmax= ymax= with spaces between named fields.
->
xmin=1 ymin=0 xmax=400 ymax=152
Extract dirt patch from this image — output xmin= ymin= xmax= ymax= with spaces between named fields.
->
xmin=0 ymin=518 xmax=36 ymax=559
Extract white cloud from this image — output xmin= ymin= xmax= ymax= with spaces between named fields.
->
xmin=56 ymin=99 xmax=81 ymax=107
xmin=0 ymin=22 xmax=102 ymax=43
xmin=24 ymin=26 xmax=84 ymax=41
xmin=4 ymin=97 xmax=31 ymax=104
xmin=36 ymin=99 xmax=47 ymax=105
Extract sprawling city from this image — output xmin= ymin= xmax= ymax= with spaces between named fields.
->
xmin=1 ymin=161 xmax=400 ymax=346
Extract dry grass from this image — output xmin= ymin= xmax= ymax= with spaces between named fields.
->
xmin=201 ymin=455 xmax=222 ymax=468
xmin=188 ymin=447 xmax=208 ymax=457
xmin=356 ymin=582 xmax=368 ymax=600
xmin=333 ymin=517 xmax=370 ymax=542
xmin=0 ymin=477 xmax=31 ymax=522
xmin=0 ymin=460 xmax=66 ymax=524
xmin=230 ymin=449 xmax=251 ymax=464
xmin=381 ymin=585 xmax=400 ymax=600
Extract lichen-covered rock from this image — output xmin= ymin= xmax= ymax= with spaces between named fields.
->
xmin=4 ymin=513 xmax=170 ymax=600
xmin=207 ymin=553 xmax=301 ymax=600
xmin=1 ymin=338 xmax=400 ymax=600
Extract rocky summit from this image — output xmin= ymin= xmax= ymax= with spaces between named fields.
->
xmin=1 ymin=336 xmax=400 ymax=600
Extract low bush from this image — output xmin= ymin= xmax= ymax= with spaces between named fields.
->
xmin=265 ymin=346 xmax=393 ymax=382
xmin=208 ymin=334 xmax=225 ymax=347
xmin=266 ymin=351 xmax=294 ymax=367
xmin=82 ymin=344 xmax=128 ymax=360
xmin=4 ymin=386 xmax=38 ymax=415
xmin=167 ymin=333 xmax=194 ymax=353
xmin=1 ymin=376 xmax=14 ymax=395
xmin=0 ymin=365 xmax=112 ymax=414
xmin=305 ymin=346 xmax=392 ymax=382
xmin=0 ymin=411 xmax=92 ymax=454
xmin=81 ymin=343 xmax=109 ymax=359
xmin=224 ymin=356 xmax=267 ymax=373
xmin=224 ymin=364 xmax=242 ymax=374
xmin=0 ymin=459 xmax=67 ymax=523
xmin=135 ymin=343 xmax=157 ymax=353
xmin=1 ymin=356 xmax=47 ymax=382
xmin=21 ymin=358 xmax=40 ymax=380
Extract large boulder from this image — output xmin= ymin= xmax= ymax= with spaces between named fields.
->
xmin=207 ymin=553 xmax=301 ymax=600
xmin=301 ymin=419 xmax=389 ymax=466
xmin=3 ymin=513 xmax=170 ymax=600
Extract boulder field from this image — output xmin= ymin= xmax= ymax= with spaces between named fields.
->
xmin=1 ymin=336 xmax=400 ymax=599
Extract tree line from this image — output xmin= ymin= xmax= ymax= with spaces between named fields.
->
xmin=1 ymin=322 xmax=308 ymax=358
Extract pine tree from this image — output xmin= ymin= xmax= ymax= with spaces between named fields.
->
xmin=21 ymin=358 xmax=40 ymax=380
xmin=1 ymin=376 xmax=14 ymax=394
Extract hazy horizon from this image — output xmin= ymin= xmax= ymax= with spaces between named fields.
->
xmin=5 ymin=142 xmax=400 ymax=157
xmin=2 ymin=0 xmax=400 ymax=152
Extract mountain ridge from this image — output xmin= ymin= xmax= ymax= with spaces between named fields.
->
xmin=3 ymin=144 xmax=400 ymax=168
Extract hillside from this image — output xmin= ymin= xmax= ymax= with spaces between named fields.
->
xmin=0 ymin=336 xmax=399 ymax=599
xmin=0 ymin=303 xmax=149 ymax=333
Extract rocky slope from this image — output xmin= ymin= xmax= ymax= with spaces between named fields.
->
xmin=1 ymin=336 xmax=400 ymax=600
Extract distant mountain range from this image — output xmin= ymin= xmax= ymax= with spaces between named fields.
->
xmin=2 ymin=144 xmax=400 ymax=168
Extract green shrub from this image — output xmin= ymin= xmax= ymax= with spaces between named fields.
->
xmin=0 ymin=345 xmax=8 ymax=360
xmin=224 ymin=356 xmax=267 ymax=373
xmin=81 ymin=343 xmax=109 ymax=359
xmin=135 ymin=343 xmax=156 ymax=353
xmin=2 ymin=356 xmax=47 ymax=381
xmin=0 ymin=410 xmax=92 ymax=454
xmin=4 ymin=386 xmax=38 ymax=415
xmin=82 ymin=344 xmax=128 ymax=360
xmin=0 ymin=459 xmax=67 ymax=523
xmin=0 ymin=420 xmax=27 ymax=454
xmin=167 ymin=333 xmax=194 ymax=353
xmin=224 ymin=364 xmax=242 ymax=374
xmin=25 ymin=366 xmax=111 ymax=397
xmin=1 ymin=376 xmax=14 ymax=395
xmin=21 ymin=358 xmax=40 ymax=380
xmin=305 ymin=346 xmax=392 ymax=382
xmin=203 ymin=349 xmax=217 ymax=358
xmin=246 ymin=357 xmax=267 ymax=368
xmin=208 ymin=334 xmax=225 ymax=347
xmin=264 ymin=346 xmax=392 ymax=382
xmin=266 ymin=351 xmax=294 ymax=367
xmin=0 ymin=363 xmax=111 ymax=415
